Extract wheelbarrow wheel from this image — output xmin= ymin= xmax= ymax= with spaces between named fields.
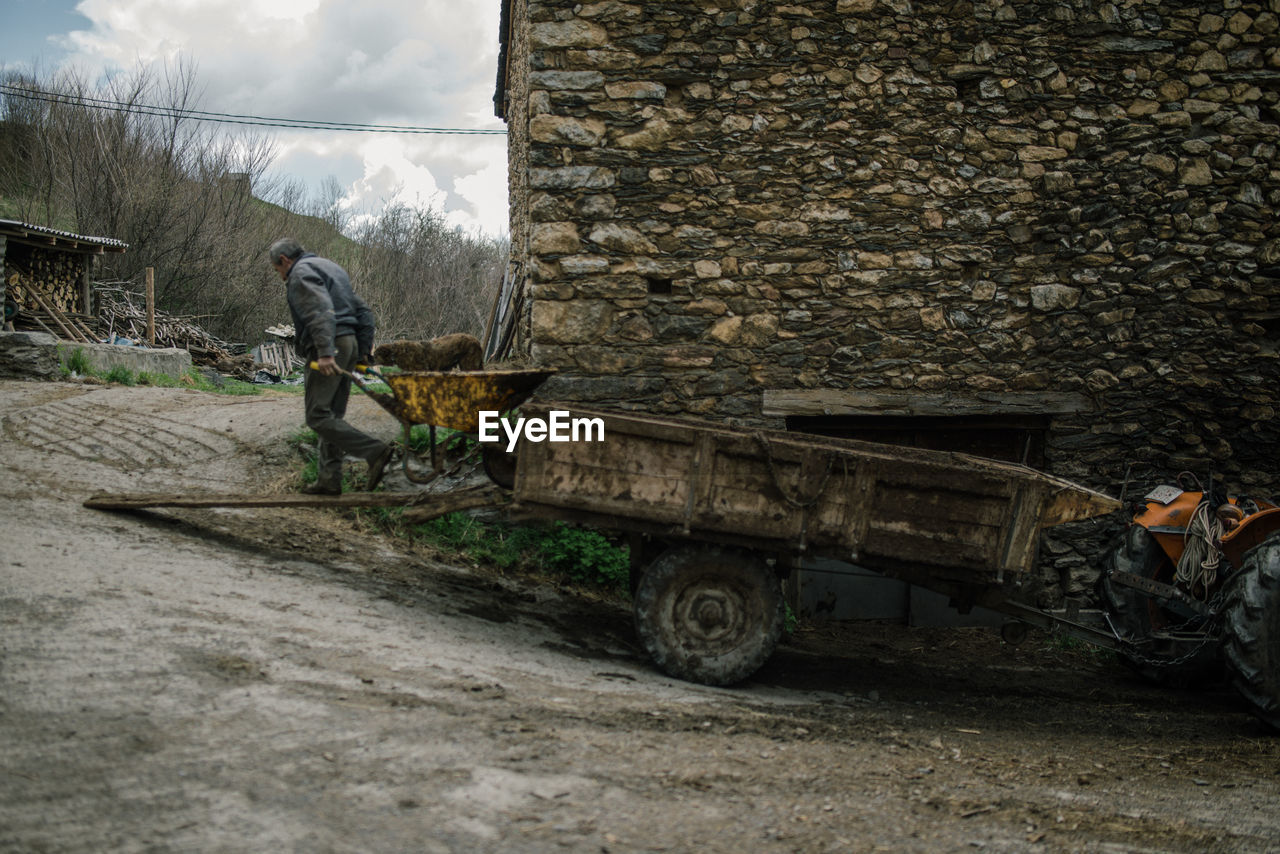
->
xmin=482 ymin=445 xmax=518 ymax=489
xmin=633 ymin=545 xmax=783 ymax=686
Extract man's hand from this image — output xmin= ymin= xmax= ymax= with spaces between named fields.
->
xmin=313 ymin=355 xmax=339 ymax=376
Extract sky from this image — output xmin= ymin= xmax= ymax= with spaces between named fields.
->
xmin=0 ymin=0 xmax=511 ymax=237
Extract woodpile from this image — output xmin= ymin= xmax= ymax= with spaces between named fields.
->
xmin=9 ymin=281 xmax=253 ymax=373
xmin=5 ymin=264 xmax=275 ymax=379
xmin=95 ymin=285 xmax=244 ymax=367
xmin=5 ymin=252 xmax=85 ymax=314
xmin=253 ymin=340 xmax=300 ymax=376
xmin=7 ymin=271 xmax=98 ymax=344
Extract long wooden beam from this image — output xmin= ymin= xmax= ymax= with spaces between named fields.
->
xmin=763 ymin=389 xmax=1093 ymax=417
xmin=84 ymin=485 xmax=508 ymax=519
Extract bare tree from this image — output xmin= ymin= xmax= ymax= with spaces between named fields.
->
xmin=1 ymin=60 xmax=279 ymax=338
xmin=347 ymin=200 xmax=506 ymax=343
xmin=1 ymin=61 xmax=508 ymax=350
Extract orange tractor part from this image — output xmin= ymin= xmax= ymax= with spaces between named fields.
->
xmin=1133 ymin=489 xmax=1280 ymax=569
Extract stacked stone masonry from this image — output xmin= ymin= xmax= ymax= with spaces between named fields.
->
xmin=501 ymin=0 xmax=1280 ymax=598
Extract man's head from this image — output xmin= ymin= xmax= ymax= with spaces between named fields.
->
xmin=268 ymin=238 xmax=305 ymax=280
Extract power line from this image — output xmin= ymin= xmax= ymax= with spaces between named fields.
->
xmin=0 ymin=83 xmax=507 ymax=135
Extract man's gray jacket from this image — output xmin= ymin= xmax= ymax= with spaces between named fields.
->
xmin=285 ymin=253 xmax=375 ymax=360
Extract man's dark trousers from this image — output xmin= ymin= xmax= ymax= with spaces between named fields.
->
xmin=305 ymin=334 xmax=387 ymax=490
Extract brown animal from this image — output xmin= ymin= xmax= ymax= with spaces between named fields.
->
xmin=373 ymin=333 xmax=484 ymax=372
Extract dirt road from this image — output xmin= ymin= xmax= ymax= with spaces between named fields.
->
xmin=2 ymin=379 xmax=1278 ymax=853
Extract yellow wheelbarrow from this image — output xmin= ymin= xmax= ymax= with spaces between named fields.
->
xmin=317 ymin=362 xmax=554 ymax=486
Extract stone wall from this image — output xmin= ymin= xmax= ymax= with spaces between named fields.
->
xmin=501 ymin=0 xmax=1280 ymax=598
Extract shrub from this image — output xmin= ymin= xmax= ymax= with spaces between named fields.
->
xmin=104 ymin=365 xmax=136 ymax=385
xmin=63 ymin=346 xmax=91 ymax=375
xmin=410 ymin=515 xmax=629 ymax=593
xmin=536 ymin=522 xmax=629 ymax=589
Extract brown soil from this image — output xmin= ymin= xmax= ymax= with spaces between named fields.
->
xmin=2 ymin=379 xmax=1277 ymax=853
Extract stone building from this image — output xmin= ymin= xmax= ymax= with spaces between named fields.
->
xmin=495 ymin=0 xmax=1280 ymax=602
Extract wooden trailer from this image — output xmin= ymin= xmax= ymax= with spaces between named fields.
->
xmin=510 ymin=402 xmax=1122 ymax=685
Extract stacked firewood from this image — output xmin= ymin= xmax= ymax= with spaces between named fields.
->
xmin=7 ymin=270 xmax=100 ymax=343
xmin=7 ymin=274 xmax=263 ymax=376
xmin=6 ymin=253 xmax=86 ymax=314
xmin=95 ymin=285 xmax=246 ymax=367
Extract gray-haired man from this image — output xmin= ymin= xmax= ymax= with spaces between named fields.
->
xmin=268 ymin=238 xmax=394 ymax=494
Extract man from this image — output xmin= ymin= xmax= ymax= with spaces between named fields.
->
xmin=268 ymin=238 xmax=394 ymax=494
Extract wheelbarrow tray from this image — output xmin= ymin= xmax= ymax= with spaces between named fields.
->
xmin=379 ymin=369 xmax=554 ymax=433
xmin=511 ymin=403 xmax=1120 ymax=582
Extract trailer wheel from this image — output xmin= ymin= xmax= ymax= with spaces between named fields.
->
xmin=1222 ymin=532 xmax=1280 ymax=731
xmin=1098 ymin=525 xmax=1221 ymax=687
xmin=633 ymin=546 xmax=783 ymax=686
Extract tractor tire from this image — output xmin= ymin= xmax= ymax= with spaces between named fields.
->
xmin=633 ymin=545 xmax=784 ymax=686
xmin=1098 ymin=525 xmax=1221 ymax=687
xmin=1222 ymin=532 xmax=1280 ymax=731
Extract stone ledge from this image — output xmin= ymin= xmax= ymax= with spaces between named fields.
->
xmin=0 ymin=331 xmax=192 ymax=380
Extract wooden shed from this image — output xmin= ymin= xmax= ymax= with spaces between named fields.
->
xmin=1 ymin=219 xmax=128 ymax=336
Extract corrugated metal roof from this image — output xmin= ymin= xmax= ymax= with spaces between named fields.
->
xmin=0 ymin=219 xmax=128 ymax=253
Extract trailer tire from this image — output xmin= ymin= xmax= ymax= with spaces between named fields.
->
xmin=1098 ymin=525 xmax=1221 ymax=687
xmin=633 ymin=546 xmax=783 ymax=686
xmin=1222 ymin=533 xmax=1280 ymax=731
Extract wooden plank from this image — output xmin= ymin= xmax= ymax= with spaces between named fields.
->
xmin=82 ymin=255 xmax=92 ymax=316
xmin=862 ymin=525 xmax=997 ymax=570
xmin=997 ymin=481 xmax=1049 ymax=572
xmin=534 ymin=402 xmax=1059 ymax=477
xmin=69 ymin=314 xmax=98 ymax=342
xmin=525 ymin=418 xmax=1018 ymax=551
xmin=520 ymin=442 xmax=692 ymax=507
xmin=145 ymin=267 xmax=155 ymax=346
xmin=83 ymin=486 xmax=507 ymax=513
xmin=762 ymin=388 xmax=1093 ymax=417
xmin=1041 ymin=484 xmax=1122 ymax=526
xmin=682 ymin=431 xmax=717 ymax=533
xmin=28 ymin=289 xmax=86 ymax=342
xmin=869 ymin=483 xmax=1010 ymax=529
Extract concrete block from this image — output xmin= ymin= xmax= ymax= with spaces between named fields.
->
xmin=61 ymin=342 xmax=192 ymax=378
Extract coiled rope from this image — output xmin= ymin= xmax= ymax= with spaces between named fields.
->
xmin=1176 ymin=498 xmax=1222 ymax=595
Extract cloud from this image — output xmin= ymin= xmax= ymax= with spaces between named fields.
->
xmin=54 ymin=0 xmax=508 ymax=235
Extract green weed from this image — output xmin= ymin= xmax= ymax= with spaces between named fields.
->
xmin=280 ymin=429 xmax=630 ymax=594
xmin=63 ymin=346 xmax=91 ymax=375
xmin=784 ymin=603 xmax=800 ymax=635
xmin=410 ymin=515 xmax=629 ymax=593
xmin=104 ymin=365 xmax=137 ymax=386
xmin=536 ymin=522 xmax=629 ymax=588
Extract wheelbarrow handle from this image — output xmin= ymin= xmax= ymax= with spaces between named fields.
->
xmin=307 ymin=361 xmax=384 ymax=380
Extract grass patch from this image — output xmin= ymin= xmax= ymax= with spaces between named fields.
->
xmin=55 ymin=342 xmax=263 ymax=394
xmin=104 ymin=365 xmax=137 ymax=386
xmin=63 ymin=346 xmax=91 ymax=376
xmin=1037 ymin=630 xmax=1116 ymax=665
xmin=60 ymin=354 xmax=264 ymax=395
xmin=411 ymin=515 xmax=630 ymax=592
xmin=282 ymin=429 xmax=630 ymax=595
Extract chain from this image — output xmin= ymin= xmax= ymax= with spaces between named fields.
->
xmin=1103 ymin=587 xmax=1227 ymax=670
